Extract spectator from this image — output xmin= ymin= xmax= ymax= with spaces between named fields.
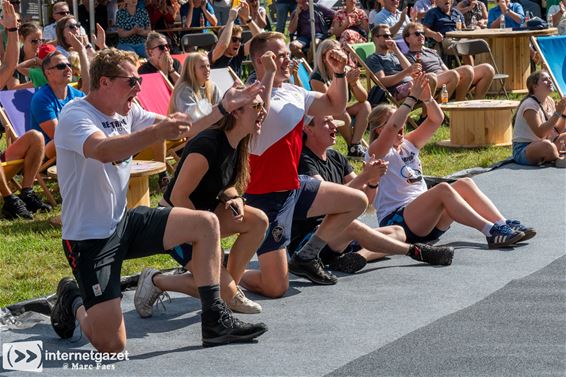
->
xmin=455 ymin=0 xmax=487 ymax=28
xmin=55 ymin=15 xmax=95 ymax=59
xmin=547 ymin=0 xmax=566 ymax=33
xmin=311 ymin=39 xmax=370 ymax=158
xmin=512 ymin=71 xmax=566 ymax=166
xmin=331 ymin=0 xmax=369 ymax=60
xmin=246 ymin=0 xmax=268 ymax=29
xmin=372 ymin=0 xmax=410 ymax=51
xmin=487 ymin=0 xmax=524 ymax=29
xmin=44 ymin=1 xmax=86 ymax=41
xmin=138 ymin=32 xmax=181 ymax=83
xmin=146 ymin=0 xmax=180 ymax=30
xmin=29 ymin=38 xmax=90 ymax=159
xmin=288 ymin=115 xmax=454 ymax=273
xmin=403 ymin=22 xmax=493 ymax=100
xmin=115 ymin=0 xmax=151 ymax=57
xmin=275 ymin=0 xmax=296 ymax=33
xmin=7 ymin=22 xmax=42 ymax=89
xmin=209 ymin=4 xmax=262 ymax=77
xmin=413 ymin=0 xmax=435 ymax=21
xmin=367 ymin=73 xmax=535 ymax=249
xmin=138 ymin=91 xmax=269 ymax=315
xmin=288 ymin=0 xmax=335 ymax=58
xmin=181 ymin=0 xmax=218 ymax=28
xmin=368 ymin=0 xmax=383 ymax=28
xmin=0 ymin=1 xmax=51 ymax=220
xmin=422 ymin=0 xmax=467 ymax=62
xmin=366 ymin=24 xmax=418 ymax=101
xmin=78 ymin=0 xmax=109 ymax=32
xmin=169 ymin=51 xmax=220 ymax=120
xmin=26 ymin=43 xmax=55 ymax=88
xmin=211 ymin=0 xmax=231 ymax=25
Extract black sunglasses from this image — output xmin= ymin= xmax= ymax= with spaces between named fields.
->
xmin=66 ymin=23 xmax=81 ymax=30
xmin=30 ymin=38 xmax=46 ymax=45
xmin=411 ymin=31 xmax=424 ymax=37
xmin=151 ymin=43 xmax=170 ymax=51
xmin=56 ymin=11 xmax=71 ymax=15
xmin=48 ymin=62 xmax=72 ymax=70
xmin=378 ymin=33 xmax=392 ymax=39
xmin=231 ymin=36 xmax=242 ymax=43
xmin=109 ymin=76 xmax=143 ymax=88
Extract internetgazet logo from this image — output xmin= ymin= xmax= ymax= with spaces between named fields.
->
xmin=2 ymin=340 xmax=43 ymax=372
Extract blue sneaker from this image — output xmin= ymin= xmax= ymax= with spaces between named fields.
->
xmin=486 ymin=224 xmax=524 ymax=249
xmin=506 ymin=219 xmax=536 ymax=241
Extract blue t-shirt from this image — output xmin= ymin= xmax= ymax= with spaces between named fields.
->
xmin=422 ymin=7 xmax=465 ymax=35
xmin=180 ymin=3 xmax=215 ymax=28
xmin=29 ymin=84 xmax=85 ymax=143
xmin=487 ymin=3 xmax=524 ymax=29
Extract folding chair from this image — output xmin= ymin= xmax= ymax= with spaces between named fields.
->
xmin=181 ymin=33 xmax=218 ymax=53
xmin=351 ymin=42 xmax=375 ymax=91
xmin=531 ymin=35 xmax=566 ymax=96
xmin=345 ymin=43 xmax=420 ymax=130
xmin=1 ymin=159 xmax=24 ymax=192
xmin=0 ymin=88 xmax=57 ymax=206
xmin=210 ymin=67 xmax=243 ymax=97
xmin=135 ymin=72 xmax=184 ymax=172
xmin=453 ymin=39 xmax=509 ymax=99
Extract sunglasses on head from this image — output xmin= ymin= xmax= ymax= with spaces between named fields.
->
xmin=56 ymin=11 xmax=71 ymax=15
xmin=66 ymin=23 xmax=81 ymax=30
xmin=109 ymin=75 xmax=143 ymax=88
xmin=151 ymin=43 xmax=170 ymax=51
xmin=411 ymin=31 xmax=424 ymax=37
xmin=48 ymin=62 xmax=72 ymax=70
xmin=231 ymin=36 xmax=242 ymax=43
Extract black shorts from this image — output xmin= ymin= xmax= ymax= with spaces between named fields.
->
xmin=62 ymin=206 xmax=172 ymax=310
xmin=380 ymin=206 xmax=447 ymax=244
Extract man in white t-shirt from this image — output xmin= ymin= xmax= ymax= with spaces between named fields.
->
xmin=50 ymin=48 xmax=267 ymax=351
xmin=239 ymin=32 xmax=368 ymax=298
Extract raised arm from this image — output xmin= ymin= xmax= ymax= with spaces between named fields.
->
xmin=405 ymin=75 xmax=444 ymax=149
xmin=307 ymin=48 xmax=348 ymax=117
xmin=211 ymin=7 xmax=238 ymax=63
xmin=0 ymin=1 xmax=20 ymax=89
xmin=67 ymin=33 xmax=90 ymax=93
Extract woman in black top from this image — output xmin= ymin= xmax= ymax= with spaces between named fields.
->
xmin=155 ymin=93 xmax=269 ymax=314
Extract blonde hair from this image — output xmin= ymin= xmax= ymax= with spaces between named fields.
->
xmin=168 ymin=51 xmax=215 ymax=113
xmin=368 ymin=104 xmax=396 ymax=142
xmin=89 ymin=48 xmax=139 ymax=91
xmin=314 ymin=39 xmax=340 ymax=83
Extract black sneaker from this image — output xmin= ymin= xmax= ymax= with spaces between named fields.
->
xmin=201 ymin=300 xmax=268 ymax=347
xmin=347 ymin=143 xmax=366 ymax=159
xmin=2 ymin=194 xmax=33 ymax=219
xmin=19 ymin=190 xmax=52 ymax=213
xmin=327 ymin=252 xmax=367 ymax=274
xmin=506 ymin=219 xmax=536 ymax=242
xmin=409 ymin=243 xmax=454 ymax=266
xmin=51 ymin=277 xmax=81 ymax=339
xmin=288 ymin=254 xmax=337 ymax=285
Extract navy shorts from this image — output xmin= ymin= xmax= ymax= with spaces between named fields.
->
xmin=62 ymin=206 xmax=172 ymax=310
xmin=244 ymin=176 xmax=321 ymax=255
xmin=512 ymin=142 xmax=536 ymax=166
xmin=380 ymin=206 xmax=447 ymax=244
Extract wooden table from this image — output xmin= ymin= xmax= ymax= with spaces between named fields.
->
xmin=47 ymin=160 xmax=166 ymax=209
xmin=438 ymin=99 xmax=519 ymax=148
xmin=446 ymin=28 xmax=557 ymax=93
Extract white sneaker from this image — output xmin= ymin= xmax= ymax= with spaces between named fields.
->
xmin=134 ymin=268 xmax=167 ymax=318
xmin=227 ymin=287 xmax=262 ymax=314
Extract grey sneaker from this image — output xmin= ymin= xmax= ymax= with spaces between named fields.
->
xmin=134 ymin=268 xmax=168 ymax=318
xmin=227 ymin=286 xmax=262 ymax=314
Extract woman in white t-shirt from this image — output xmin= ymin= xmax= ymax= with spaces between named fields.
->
xmin=512 ymin=70 xmax=566 ymax=166
xmin=169 ymin=51 xmax=220 ymax=121
xmin=367 ymin=73 xmax=534 ymax=249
